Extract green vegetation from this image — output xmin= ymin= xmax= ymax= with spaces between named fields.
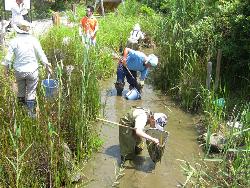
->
xmin=0 ymin=1 xmax=148 ymax=186
xmin=0 ymin=16 xmax=108 ymax=188
xmin=0 ymin=38 xmax=103 ymax=187
xmin=140 ymin=0 xmax=249 ymax=187
xmin=0 ymin=0 xmax=249 ymax=187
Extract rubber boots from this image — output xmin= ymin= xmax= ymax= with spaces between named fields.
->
xmin=26 ymin=100 xmax=36 ymax=118
xmin=115 ymin=82 xmax=125 ymax=96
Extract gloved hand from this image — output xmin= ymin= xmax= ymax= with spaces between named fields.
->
xmin=139 ymin=80 xmax=144 ymax=87
xmin=152 ymin=138 xmax=159 ymax=145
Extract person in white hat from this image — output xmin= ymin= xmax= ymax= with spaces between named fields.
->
xmin=1 ymin=20 xmax=52 ymax=118
xmin=119 ymin=107 xmax=167 ymax=163
xmin=115 ymin=47 xmax=158 ymax=95
xmin=126 ymin=23 xmax=145 ymax=50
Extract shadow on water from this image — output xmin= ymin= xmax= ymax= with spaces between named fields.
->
xmin=105 ymin=145 xmax=120 ymax=161
xmin=125 ymin=155 xmax=156 ymax=173
xmin=105 ymin=145 xmax=156 ymax=173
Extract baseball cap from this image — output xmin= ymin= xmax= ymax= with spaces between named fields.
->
xmin=154 ymin=113 xmax=167 ymax=131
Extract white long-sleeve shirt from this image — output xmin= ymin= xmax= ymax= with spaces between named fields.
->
xmin=11 ymin=3 xmax=28 ymax=25
xmin=133 ymin=108 xmax=148 ymax=130
xmin=2 ymin=34 xmax=49 ymax=73
xmin=128 ymin=29 xmax=145 ymax=43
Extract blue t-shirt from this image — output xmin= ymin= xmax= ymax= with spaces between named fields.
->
xmin=126 ymin=49 xmax=148 ymax=80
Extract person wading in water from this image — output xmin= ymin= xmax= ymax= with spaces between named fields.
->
xmin=119 ymin=107 xmax=167 ymax=163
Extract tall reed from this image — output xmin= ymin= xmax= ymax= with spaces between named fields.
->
xmin=0 ymin=24 xmax=104 ymax=186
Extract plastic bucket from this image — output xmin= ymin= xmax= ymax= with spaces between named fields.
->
xmin=42 ymin=79 xmax=58 ymax=98
xmin=125 ymin=88 xmax=141 ymax=100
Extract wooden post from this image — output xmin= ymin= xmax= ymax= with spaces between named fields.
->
xmin=206 ymin=61 xmax=212 ymax=90
xmin=52 ymin=12 xmax=60 ymax=26
xmin=215 ymin=49 xmax=222 ymax=91
xmin=71 ymin=3 xmax=76 ymax=16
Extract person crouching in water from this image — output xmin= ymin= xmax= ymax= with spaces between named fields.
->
xmin=1 ymin=20 xmax=52 ymax=118
xmin=126 ymin=23 xmax=145 ymax=50
xmin=115 ymin=47 xmax=158 ymax=96
xmin=119 ymin=107 xmax=167 ymax=163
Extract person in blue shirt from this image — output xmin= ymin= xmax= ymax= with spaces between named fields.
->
xmin=115 ymin=47 xmax=158 ymax=96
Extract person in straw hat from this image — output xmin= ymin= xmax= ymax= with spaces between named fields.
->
xmin=115 ymin=47 xmax=158 ymax=96
xmin=1 ymin=20 xmax=52 ymax=118
xmin=119 ymin=106 xmax=167 ymax=163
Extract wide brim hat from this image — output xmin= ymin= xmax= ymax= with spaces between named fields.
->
xmin=147 ymin=54 xmax=158 ymax=67
xmin=154 ymin=113 xmax=167 ymax=131
xmin=13 ymin=20 xmax=32 ymax=34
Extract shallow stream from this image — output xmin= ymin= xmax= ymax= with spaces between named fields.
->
xmin=82 ymin=76 xmax=202 ymax=188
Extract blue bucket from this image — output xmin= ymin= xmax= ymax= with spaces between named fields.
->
xmin=125 ymin=88 xmax=141 ymax=100
xmin=42 ymin=79 xmax=58 ymax=98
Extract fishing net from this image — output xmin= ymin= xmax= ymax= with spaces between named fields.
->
xmin=145 ymin=129 xmax=169 ymax=163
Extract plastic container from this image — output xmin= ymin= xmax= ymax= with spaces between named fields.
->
xmin=42 ymin=79 xmax=58 ymax=98
xmin=213 ymin=98 xmax=225 ymax=107
xmin=125 ymin=88 xmax=141 ymax=100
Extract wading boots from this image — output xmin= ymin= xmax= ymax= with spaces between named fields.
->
xmin=26 ymin=100 xmax=36 ymax=119
xmin=115 ymin=82 xmax=125 ymax=96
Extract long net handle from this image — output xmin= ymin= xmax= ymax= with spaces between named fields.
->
xmin=96 ymin=118 xmax=136 ymax=130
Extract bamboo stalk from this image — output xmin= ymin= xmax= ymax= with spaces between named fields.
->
xmin=206 ymin=61 xmax=212 ymax=90
xmin=96 ymin=117 xmax=136 ymax=130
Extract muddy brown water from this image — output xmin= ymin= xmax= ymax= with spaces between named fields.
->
xmin=81 ymin=76 xmax=202 ymax=188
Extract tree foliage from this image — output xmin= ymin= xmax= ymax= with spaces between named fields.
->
xmin=143 ymin=0 xmax=249 ymax=100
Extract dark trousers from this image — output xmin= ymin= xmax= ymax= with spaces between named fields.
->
xmin=116 ymin=63 xmax=139 ymax=90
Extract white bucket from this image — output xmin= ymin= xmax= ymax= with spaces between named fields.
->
xmin=125 ymin=88 xmax=141 ymax=100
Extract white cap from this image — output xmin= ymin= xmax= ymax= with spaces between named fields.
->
xmin=133 ymin=23 xmax=141 ymax=31
xmin=13 ymin=20 xmax=31 ymax=34
xmin=147 ymin=54 xmax=158 ymax=67
xmin=154 ymin=113 xmax=167 ymax=131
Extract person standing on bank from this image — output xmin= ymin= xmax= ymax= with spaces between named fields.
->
xmin=115 ymin=47 xmax=158 ymax=96
xmin=1 ymin=20 xmax=52 ymax=117
xmin=119 ymin=107 xmax=167 ymax=163
xmin=80 ymin=5 xmax=99 ymax=46
xmin=11 ymin=0 xmax=28 ymax=26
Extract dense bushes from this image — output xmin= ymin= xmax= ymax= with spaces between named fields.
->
xmin=141 ymin=0 xmax=249 ymax=187
xmin=143 ymin=0 xmax=249 ymax=109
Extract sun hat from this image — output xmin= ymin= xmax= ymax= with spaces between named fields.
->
xmin=147 ymin=54 xmax=158 ymax=67
xmin=13 ymin=20 xmax=31 ymax=34
xmin=154 ymin=113 xmax=167 ymax=131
